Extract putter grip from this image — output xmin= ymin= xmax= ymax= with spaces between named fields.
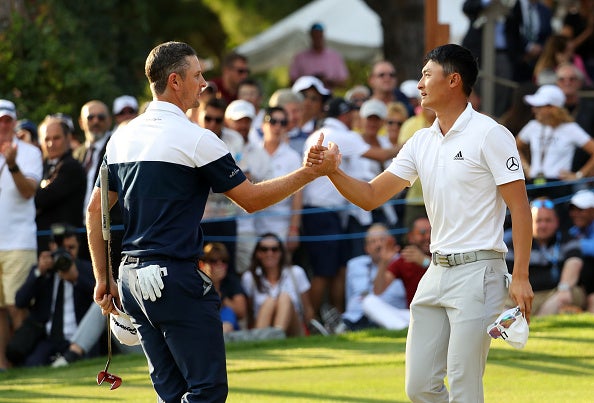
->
xmin=100 ymin=164 xmax=111 ymax=241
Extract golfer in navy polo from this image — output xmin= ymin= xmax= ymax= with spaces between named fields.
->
xmin=86 ymin=41 xmax=339 ymax=402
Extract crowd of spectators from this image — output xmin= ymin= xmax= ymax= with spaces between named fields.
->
xmin=1 ymin=1 xmax=594 ymax=371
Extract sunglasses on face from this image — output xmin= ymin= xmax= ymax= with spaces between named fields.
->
xmin=235 ymin=68 xmax=250 ymax=75
xmin=257 ymin=245 xmax=280 ymax=253
xmin=87 ymin=114 xmax=107 ymax=122
xmin=117 ymin=108 xmax=137 ymax=116
xmin=204 ymin=115 xmax=224 ymax=124
xmin=386 ymin=120 xmax=403 ymax=127
xmin=530 ymin=199 xmax=554 ymax=209
xmin=205 ymin=258 xmax=227 ymax=265
xmin=265 ymin=117 xmax=288 ymax=127
xmin=557 ymin=76 xmax=579 ymax=82
xmin=375 ymin=72 xmax=396 ymax=78
xmin=488 ymin=307 xmax=521 ymax=339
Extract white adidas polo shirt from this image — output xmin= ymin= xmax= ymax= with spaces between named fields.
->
xmin=387 ymin=104 xmax=525 ymax=254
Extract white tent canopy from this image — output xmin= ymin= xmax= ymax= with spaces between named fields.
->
xmin=235 ymin=0 xmax=383 ymax=73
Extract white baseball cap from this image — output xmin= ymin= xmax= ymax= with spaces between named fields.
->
xmin=110 ymin=305 xmax=140 ymax=346
xmin=524 ymin=85 xmax=566 ymax=107
xmin=570 ymin=190 xmax=594 ymax=209
xmin=487 ymin=306 xmax=529 ymax=349
xmin=112 ymin=95 xmax=139 ymax=115
xmin=400 ymin=80 xmax=420 ymax=100
xmin=225 ymin=100 xmax=255 ymax=121
xmin=291 ymin=75 xmax=330 ymax=96
xmin=360 ymin=99 xmax=388 ymax=119
xmin=0 ymin=99 xmax=17 ymax=120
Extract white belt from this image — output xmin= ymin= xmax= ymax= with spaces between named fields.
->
xmin=432 ymin=250 xmax=504 ymax=267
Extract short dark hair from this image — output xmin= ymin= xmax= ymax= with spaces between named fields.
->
xmin=423 ymin=44 xmax=478 ymax=97
xmin=206 ymin=97 xmax=228 ymax=112
xmin=238 ymin=77 xmax=262 ymax=95
xmin=222 ymin=51 xmax=247 ymax=69
xmin=145 ymin=41 xmax=197 ymax=95
xmin=264 ymin=106 xmax=286 ymax=120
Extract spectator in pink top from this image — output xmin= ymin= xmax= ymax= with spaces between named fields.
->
xmin=289 ymin=22 xmax=349 ymax=90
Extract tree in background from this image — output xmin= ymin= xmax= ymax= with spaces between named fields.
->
xmin=364 ymin=0 xmax=425 ymax=83
xmin=0 ymin=0 xmax=425 ymax=128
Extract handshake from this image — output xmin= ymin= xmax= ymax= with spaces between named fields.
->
xmin=304 ymin=133 xmax=341 ymax=173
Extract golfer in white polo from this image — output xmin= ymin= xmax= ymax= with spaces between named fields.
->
xmin=310 ymin=44 xmax=534 ymax=402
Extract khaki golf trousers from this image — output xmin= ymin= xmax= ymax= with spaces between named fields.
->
xmin=405 ymin=258 xmax=508 ymax=403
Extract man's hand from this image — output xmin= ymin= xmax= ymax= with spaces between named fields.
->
xmin=400 ymin=245 xmax=425 ymax=267
xmin=136 ymin=264 xmax=165 ymax=302
xmin=509 ymin=274 xmax=534 ymax=323
xmin=0 ymin=141 xmax=17 ymax=167
xmin=37 ymin=251 xmax=54 ymax=275
xmin=304 ymin=133 xmax=341 ymax=175
xmin=94 ymin=278 xmax=119 ymax=315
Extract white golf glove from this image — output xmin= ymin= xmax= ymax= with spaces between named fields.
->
xmin=136 ymin=264 xmax=165 ymax=302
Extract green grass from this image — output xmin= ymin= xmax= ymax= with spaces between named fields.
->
xmin=1 ymin=314 xmax=593 ymax=402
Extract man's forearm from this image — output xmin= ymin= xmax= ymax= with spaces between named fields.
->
xmin=510 ymin=210 xmax=532 ymax=280
xmin=86 ymin=209 xmax=107 ymax=284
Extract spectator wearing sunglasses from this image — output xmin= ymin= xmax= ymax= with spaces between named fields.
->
xmin=385 ymin=102 xmax=409 ymax=148
xmin=268 ymin=88 xmax=308 ymax=155
xmin=567 ymin=190 xmax=594 ymax=313
xmin=505 ymin=198 xmax=586 ymax=315
xmin=73 ymin=100 xmax=112 ymax=216
xmin=199 ymin=243 xmax=247 ymax=333
xmin=241 ymin=233 xmax=314 ymax=337
xmin=256 ymin=107 xmax=302 ymax=252
xmin=73 ymin=100 xmax=123 ymax=270
xmin=210 ymin=51 xmax=250 ymax=105
xmin=367 ymin=61 xmax=411 ymax=113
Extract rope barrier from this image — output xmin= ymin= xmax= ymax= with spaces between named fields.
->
xmin=38 ymin=177 xmax=594 ymax=242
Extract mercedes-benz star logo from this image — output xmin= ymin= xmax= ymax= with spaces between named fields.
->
xmin=506 ymin=157 xmax=519 ymax=171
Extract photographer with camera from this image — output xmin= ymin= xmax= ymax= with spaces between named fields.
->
xmin=6 ymin=224 xmax=93 ymax=367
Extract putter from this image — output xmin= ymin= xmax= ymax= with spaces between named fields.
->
xmin=96 ymin=164 xmax=122 ymax=390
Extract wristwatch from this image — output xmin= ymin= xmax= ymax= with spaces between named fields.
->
xmin=8 ymin=164 xmax=20 ymax=173
xmin=575 ymin=171 xmax=584 ymax=179
xmin=557 ymin=283 xmax=571 ymax=292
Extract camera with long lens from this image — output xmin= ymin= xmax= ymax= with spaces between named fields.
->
xmin=49 ymin=223 xmax=75 ymax=273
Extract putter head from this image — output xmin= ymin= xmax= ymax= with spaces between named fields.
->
xmin=97 ymin=370 xmax=122 ymax=390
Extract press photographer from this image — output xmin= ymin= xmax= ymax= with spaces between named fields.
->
xmin=6 ymin=224 xmax=94 ymax=367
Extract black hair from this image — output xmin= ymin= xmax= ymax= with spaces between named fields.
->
xmin=423 ymin=44 xmax=478 ymax=97
xmin=247 ymin=232 xmax=288 ymax=293
xmin=264 ymin=106 xmax=287 ymax=120
xmin=206 ymin=97 xmax=228 ymax=112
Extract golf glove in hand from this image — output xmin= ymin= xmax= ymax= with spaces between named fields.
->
xmin=136 ymin=264 xmax=164 ymax=301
